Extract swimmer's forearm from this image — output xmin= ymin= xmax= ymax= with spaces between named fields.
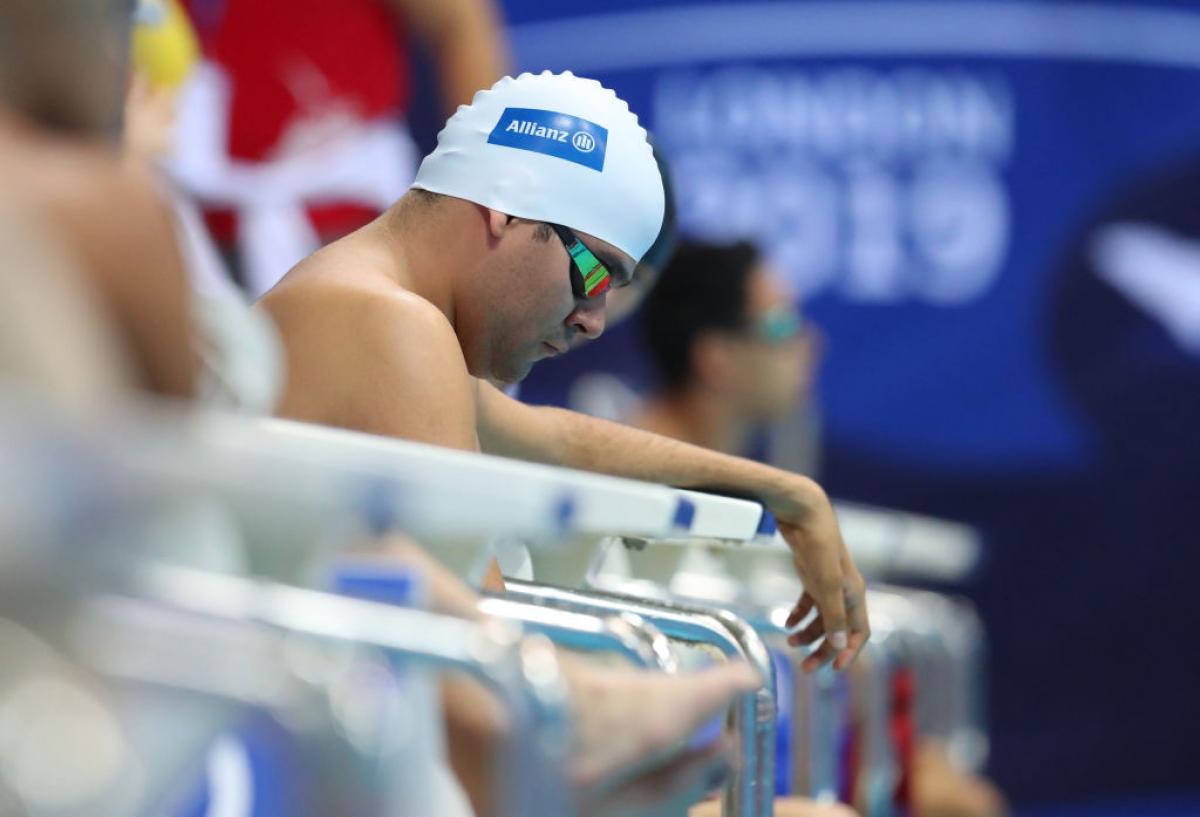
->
xmin=480 ymin=391 xmax=869 ymax=670
xmin=545 ymin=409 xmax=868 ymax=668
xmin=482 ymin=392 xmax=826 ymax=521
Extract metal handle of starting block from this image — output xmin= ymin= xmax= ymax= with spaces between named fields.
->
xmin=504 ymin=579 xmax=776 ymax=817
xmin=480 ymin=593 xmax=676 ymax=672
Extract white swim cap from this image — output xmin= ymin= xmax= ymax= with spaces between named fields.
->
xmin=412 ymin=71 xmax=665 ymax=262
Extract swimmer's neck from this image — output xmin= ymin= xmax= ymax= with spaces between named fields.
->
xmin=368 ymin=192 xmax=474 ymax=326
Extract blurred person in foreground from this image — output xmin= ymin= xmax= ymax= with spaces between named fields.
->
xmin=0 ymin=0 xmax=197 ymax=400
xmin=171 ymin=0 xmax=510 ymax=296
xmin=635 ymin=240 xmax=1006 ymax=817
xmin=125 ymin=0 xmax=286 ymax=413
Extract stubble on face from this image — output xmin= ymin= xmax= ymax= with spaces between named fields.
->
xmin=470 ymin=238 xmax=574 ymax=385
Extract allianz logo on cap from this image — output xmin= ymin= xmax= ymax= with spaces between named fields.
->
xmin=488 ymin=107 xmax=608 ymax=172
xmin=572 ymin=131 xmax=597 ymax=153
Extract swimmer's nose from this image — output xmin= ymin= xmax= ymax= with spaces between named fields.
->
xmin=567 ymin=298 xmax=606 ymax=340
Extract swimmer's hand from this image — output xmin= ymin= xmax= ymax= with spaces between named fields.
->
xmin=770 ymin=479 xmax=869 ymax=673
xmin=473 ymin=388 xmax=870 ymax=670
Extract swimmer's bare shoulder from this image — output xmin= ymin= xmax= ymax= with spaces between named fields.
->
xmin=262 ymin=258 xmax=479 ymax=451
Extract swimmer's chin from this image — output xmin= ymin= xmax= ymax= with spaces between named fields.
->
xmin=467 ymin=357 xmax=526 ymax=386
xmin=484 ymin=360 xmax=538 ymax=387
xmin=486 ymin=374 xmax=522 ymax=388
xmin=474 ymin=345 xmax=554 ymax=386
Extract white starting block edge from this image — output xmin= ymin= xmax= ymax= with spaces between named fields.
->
xmin=623 ymin=496 xmax=981 ymax=583
xmin=671 ymin=489 xmax=769 ymax=542
xmin=1 ymin=388 xmax=978 ymax=584
xmin=1 ymin=391 xmax=694 ymax=559
xmin=246 ymin=417 xmax=691 ymax=539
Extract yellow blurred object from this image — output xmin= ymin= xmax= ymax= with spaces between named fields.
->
xmin=130 ymin=0 xmax=200 ymax=90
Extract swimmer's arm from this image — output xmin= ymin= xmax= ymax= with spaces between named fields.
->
xmin=389 ymin=0 xmax=510 ymax=112
xmin=477 ymin=382 xmax=869 ymax=670
xmin=478 ymin=381 xmax=816 ymax=507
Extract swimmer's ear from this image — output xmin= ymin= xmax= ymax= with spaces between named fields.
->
xmin=483 ymin=207 xmax=512 ymax=242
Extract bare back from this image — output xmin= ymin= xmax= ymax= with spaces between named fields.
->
xmin=260 ymin=222 xmax=481 ymax=451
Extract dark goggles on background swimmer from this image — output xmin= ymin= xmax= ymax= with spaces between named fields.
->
xmin=551 ymin=224 xmax=612 ymax=299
